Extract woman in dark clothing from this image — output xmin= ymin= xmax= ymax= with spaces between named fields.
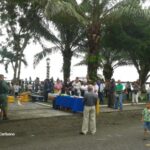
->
xmin=43 ymin=79 xmax=52 ymax=102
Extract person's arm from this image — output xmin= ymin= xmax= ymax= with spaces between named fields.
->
xmin=141 ymin=109 xmax=145 ymax=122
xmin=83 ymin=93 xmax=87 ymax=103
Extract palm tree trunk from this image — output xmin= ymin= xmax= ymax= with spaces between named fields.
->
xmin=13 ymin=61 xmax=18 ymax=82
xmin=87 ymin=23 xmax=100 ymax=81
xmin=17 ymin=59 xmax=22 ymax=80
xmin=62 ymin=50 xmax=73 ymax=83
xmin=13 ymin=51 xmax=19 ymax=82
xmin=103 ymin=63 xmax=113 ymax=81
xmin=139 ymin=67 xmax=149 ymax=92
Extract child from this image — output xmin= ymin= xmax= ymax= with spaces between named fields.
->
xmin=141 ymin=102 xmax=150 ymax=140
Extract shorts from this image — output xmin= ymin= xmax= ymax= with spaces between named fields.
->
xmin=0 ymin=99 xmax=7 ymax=110
xmin=144 ymin=122 xmax=150 ymax=130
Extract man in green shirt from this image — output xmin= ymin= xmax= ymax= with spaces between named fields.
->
xmin=0 ymin=74 xmax=9 ymax=120
xmin=114 ymin=80 xmax=124 ymax=111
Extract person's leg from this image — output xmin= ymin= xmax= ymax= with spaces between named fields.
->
xmin=2 ymin=100 xmax=8 ymax=120
xmin=98 ymin=92 xmax=101 ymax=104
xmin=126 ymin=89 xmax=129 ymax=100
xmin=107 ymin=94 xmax=111 ymax=107
xmin=0 ymin=105 xmax=2 ymax=120
xmin=114 ymin=96 xmax=118 ymax=109
xmin=135 ymin=92 xmax=139 ymax=104
xmin=2 ymin=109 xmax=8 ymax=120
xmin=99 ymin=92 xmax=104 ymax=104
xmin=44 ymin=91 xmax=48 ymax=102
xmin=119 ymin=94 xmax=123 ymax=111
xmin=132 ymin=92 xmax=135 ymax=104
xmin=89 ymin=106 xmax=96 ymax=134
xmin=81 ymin=106 xmax=89 ymax=134
xmin=17 ymin=96 xmax=22 ymax=105
xmin=144 ymin=122 xmax=149 ymax=139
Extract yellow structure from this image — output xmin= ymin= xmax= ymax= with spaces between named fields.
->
xmin=7 ymin=96 xmax=15 ymax=103
xmin=96 ymin=100 xmax=100 ymax=115
xmin=18 ymin=92 xmax=31 ymax=102
xmin=20 ymin=94 xmax=30 ymax=102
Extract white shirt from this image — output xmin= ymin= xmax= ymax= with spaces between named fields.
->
xmin=72 ymin=81 xmax=81 ymax=90
xmin=81 ymin=85 xmax=88 ymax=92
xmin=93 ymin=84 xmax=99 ymax=95
xmin=14 ymin=85 xmax=20 ymax=93
xmin=99 ymin=83 xmax=105 ymax=92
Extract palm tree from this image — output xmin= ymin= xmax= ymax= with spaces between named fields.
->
xmin=100 ymin=48 xmax=132 ymax=81
xmin=0 ymin=48 xmax=28 ymax=81
xmin=75 ymin=48 xmax=131 ymax=81
xmin=0 ymin=0 xmax=39 ymax=81
xmin=41 ymin=0 xmax=142 ymax=81
xmin=34 ymin=22 xmax=83 ymax=83
xmin=102 ymin=4 xmax=150 ymax=90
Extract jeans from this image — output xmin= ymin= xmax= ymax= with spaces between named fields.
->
xmin=144 ymin=122 xmax=150 ymax=130
xmin=114 ymin=93 xmax=123 ymax=110
xmin=98 ymin=92 xmax=104 ymax=104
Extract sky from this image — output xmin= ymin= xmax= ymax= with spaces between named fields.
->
xmin=0 ymin=42 xmax=140 ymax=82
xmin=0 ymin=0 xmax=150 ymax=82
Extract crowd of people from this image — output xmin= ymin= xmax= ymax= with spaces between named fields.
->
xmin=3 ymin=76 xmax=150 ymax=105
xmin=1 ymin=74 xmax=150 ymax=120
xmin=3 ymin=76 xmax=150 ymax=107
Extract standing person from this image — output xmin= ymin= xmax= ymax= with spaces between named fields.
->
xmin=141 ymin=103 xmax=150 ymax=140
xmin=72 ymin=77 xmax=81 ymax=96
xmin=93 ymin=81 xmax=99 ymax=95
xmin=34 ymin=77 xmax=40 ymax=92
xmin=114 ymin=80 xmax=124 ymax=111
xmin=80 ymin=85 xmax=98 ymax=135
xmin=0 ymin=74 xmax=9 ymax=120
xmin=13 ymin=82 xmax=21 ymax=105
xmin=43 ymin=79 xmax=51 ymax=102
xmin=80 ymin=81 xmax=88 ymax=97
xmin=54 ymin=78 xmax=63 ymax=94
xmin=97 ymin=79 xmax=105 ymax=104
xmin=125 ymin=81 xmax=131 ymax=100
xmin=132 ymin=80 xmax=140 ymax=105
xmin=64 ymin=78 xmax=72 ymax=95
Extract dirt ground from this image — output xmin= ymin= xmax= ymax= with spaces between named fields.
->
xmin=0 ymin=110 xmax=147 ymax=150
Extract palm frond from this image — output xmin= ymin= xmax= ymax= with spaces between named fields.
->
xmin=74 ymin=59 xmax=87 ymax=66
xmin=45 ymin=0 xmax=87 ymax=25
xmin=113 ymin=60 xmax=133 ymax=69
xmin=33 ymin=46 xmax=59 ymax=67
xmin=20 ymin=58 xmax=28 ymax=66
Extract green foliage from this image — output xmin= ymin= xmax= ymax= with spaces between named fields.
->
xmin=103 ymin=5 xmax=150 ymax=86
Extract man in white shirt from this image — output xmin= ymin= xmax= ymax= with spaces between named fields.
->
xmin=97 ymin=80 xmax=105 ymax=104
xmin=13 ymin=82 xmax=21 ymax=105
xmin=81 ymin=81 xmax=88 ymax=97
xmin=72 ymin=77 xmax=81 ymax=96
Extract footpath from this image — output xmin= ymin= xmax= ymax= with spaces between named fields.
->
xmin=6 ymin=102 xmax=145 ymax=121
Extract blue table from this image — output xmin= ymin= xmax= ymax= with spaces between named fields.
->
xmin=55 ymin=96 xmax=84 ymax=113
